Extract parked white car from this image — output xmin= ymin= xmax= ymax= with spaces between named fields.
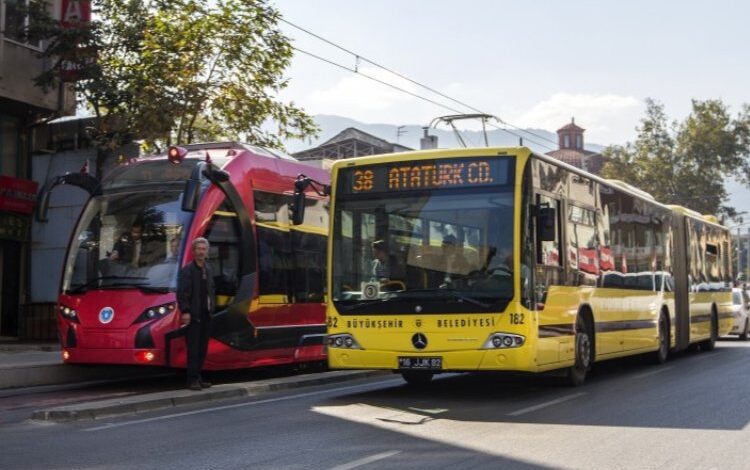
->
xmin=728 ymin=288 xmax=750 ymax=340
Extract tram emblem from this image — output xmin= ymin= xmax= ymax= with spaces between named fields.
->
xmin=99 ymin=307 xmax=115 ymax=324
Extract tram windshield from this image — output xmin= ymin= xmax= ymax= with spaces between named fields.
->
xmin=62 ymin=190 xmax=192 ymax=293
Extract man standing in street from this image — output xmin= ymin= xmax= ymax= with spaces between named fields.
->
xmin=177 ymin=237 xmax=215 ymax=391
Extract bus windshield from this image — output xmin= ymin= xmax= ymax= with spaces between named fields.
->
xmin=62 ymin=190 xmax=193 ymax=293
xmin=332 ymin=187 xmax=516 ymax=314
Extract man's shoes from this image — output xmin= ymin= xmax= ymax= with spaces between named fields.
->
xmin=187 ymin=381 xmax=202 ymax=391
xmin=199 ymin=381 xmax=212 ymax=388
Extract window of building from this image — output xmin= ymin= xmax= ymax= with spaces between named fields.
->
xmin=3 ymin=0 xmax=42 ymax=48
xmin=576 ymin=134 xmax=582 ymax=149
xmin=563 ymin=134 xmax=570 ymax=148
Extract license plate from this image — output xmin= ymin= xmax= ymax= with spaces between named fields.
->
xmin=398 ymin=356 xmax=442 ymax=370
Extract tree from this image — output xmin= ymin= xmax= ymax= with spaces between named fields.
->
xmin=601 ymin=98 xmax=750 ymax=219
xmin=29 ymin=0 xmax=317 ymax=165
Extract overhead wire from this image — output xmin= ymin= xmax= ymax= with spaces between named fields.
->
xmin=280 ymin=17 xmax=560 ymax=151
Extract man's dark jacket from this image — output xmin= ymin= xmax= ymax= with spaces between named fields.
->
xmin=177 ymin=262 xmax=216 ymax=322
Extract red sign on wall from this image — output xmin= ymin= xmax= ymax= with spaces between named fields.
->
xmin=61 ymin=0 xmax=91 ymax=28
xmin=60 ymin=0 xmax=92 ymax=82
xmin=0 ymin=176 xmax=38 ymax=215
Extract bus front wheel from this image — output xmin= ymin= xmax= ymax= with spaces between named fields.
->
xmin=401 ymin=370 xmax=434 ymax=386
xmin=651 ymin=312 xmax=670 ymax=364
xmin=566 ymin=315 xmax=592 ymax=387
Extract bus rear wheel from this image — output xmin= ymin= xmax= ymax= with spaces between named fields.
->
xmin=739 ymin=319 xmax=749 ymax=341
xmin=401 ymin=370 xmax=434 ymax=386
xmin=651 ymin=312 xmax=669 ymax=364
xmin=700 ymin=311 xmax=718 ymax=352
xmin=566 ymin=315 xmax=592 ymax=387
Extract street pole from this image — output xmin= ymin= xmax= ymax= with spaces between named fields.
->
xmin=738 ymin=227 xmax=742 ymax=280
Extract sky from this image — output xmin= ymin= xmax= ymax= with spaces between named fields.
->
xmin=272 ymin=0 xmax=749 ymax=148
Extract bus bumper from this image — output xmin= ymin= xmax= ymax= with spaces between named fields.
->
xmin=327 ymin=347 xmax=537 ymax=372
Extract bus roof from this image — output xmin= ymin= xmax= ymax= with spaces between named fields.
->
xmin=330 ymin=146 xmax=728 ymax=230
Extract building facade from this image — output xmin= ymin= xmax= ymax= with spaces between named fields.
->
xmin=293 ymin=127 xmax=412 ymax=165
xmin=1 ymin=0 xmax=76 ymax=338
xmin=545 ymin=118 xmax=604 ymax=174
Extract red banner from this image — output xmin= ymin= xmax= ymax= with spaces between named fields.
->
xmin=0 ymin=176 xmax=38 ymax=214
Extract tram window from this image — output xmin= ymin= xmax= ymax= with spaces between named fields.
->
xmin=204 ymin=202 xmax=241 ymax=297
xmin=253 ymin=191 xmax=289 ymax=223
xmin=257 ymin=226 xmax=292 ymax=299
xmin=292 ymin=231 xmax=326 ymax=302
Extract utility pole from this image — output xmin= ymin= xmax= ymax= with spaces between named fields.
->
xmin=738 ymin=227 xmax=742 ymax=281
xmin=396 ymin=126 xmax=407 ymax=144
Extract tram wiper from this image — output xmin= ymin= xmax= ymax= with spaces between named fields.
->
xmin=66 ymin=276 xmax=148 ymax=294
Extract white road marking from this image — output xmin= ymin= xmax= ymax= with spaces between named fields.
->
xmin=507 ymin=392 xmax=586 ymax=417
xmin=327 ymin=451 xmax=401 ymax=470
xmin=83 ymin=378 xmax=403 ymax=432
xmin=632 ymin=366 xmax=673 ymax=379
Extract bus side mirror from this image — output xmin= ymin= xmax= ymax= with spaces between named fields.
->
xmin=182 ymin=179 xmax=201 ymax=212
xmin=291 ymin=187 xmax=306 ymax=225
xmin=537 ymin=206 xmax=556 ymax=242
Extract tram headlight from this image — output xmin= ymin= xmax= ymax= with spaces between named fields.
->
xmin=58 ymin=305 xmax=79 ymax=323
xmin=134 ymin=302 xmax=177 ymax=324
xmin=168 ymin=146 xmax=188 ymax=164
xmin=327 ymin=334 xmax=362 ymax=350
xmin=482 ymin=333 xmax=525 ymax=350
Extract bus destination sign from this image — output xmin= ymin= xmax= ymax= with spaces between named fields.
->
xmin=340 ymin=158 xmax=512 ymax=195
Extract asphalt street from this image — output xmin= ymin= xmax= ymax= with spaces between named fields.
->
xmin=3 ymin=340 xmax=750 ymax=470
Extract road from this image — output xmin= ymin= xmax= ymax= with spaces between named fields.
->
xmin=2 ymin=340 xmax=750 ymax=469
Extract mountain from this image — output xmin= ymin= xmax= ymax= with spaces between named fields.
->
xmin=283 ymin=115 xmax=606 ymax=155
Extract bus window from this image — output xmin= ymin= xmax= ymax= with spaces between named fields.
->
xmin=292 ymin=231 xmax=326 ymax=302
xmin=257 ymin=226 xmax=292 ymax=302
xmin=203 ymin=201 xmax=241 ymax=302
xmin=567 ymin=204 xmax=598 ymax=286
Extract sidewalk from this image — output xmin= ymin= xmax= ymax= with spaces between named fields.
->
xmin=0 ymin=342 xmax=168 ymax=390
xmin=32 ymin=369 xmax=388 ymax=422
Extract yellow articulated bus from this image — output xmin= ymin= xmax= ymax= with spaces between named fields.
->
xmin=293 ymin=147 xmax=733 ymax=386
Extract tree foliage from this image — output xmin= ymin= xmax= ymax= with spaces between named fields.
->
xmin=30 ymin=0 xmax=317 ymax=153
xmin=601 ymin=98 xmax=750 ymax=219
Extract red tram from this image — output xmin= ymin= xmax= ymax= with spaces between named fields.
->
xmin=38 ymin=142 xmax=329 ymax=370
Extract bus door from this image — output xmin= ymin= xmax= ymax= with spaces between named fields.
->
xmin=533 ymin=193 xmax=565 ymax=365
xmin=671 ymin=215 xmax=690 ymax=349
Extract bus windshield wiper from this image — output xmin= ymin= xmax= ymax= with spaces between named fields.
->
xmin=389 ymin=288 xmax=495 ymax=310
xmin=337 ymin=297 xmax=395 ymax=312
xmin=132 ymin=284 xmax=171 ymax=294
xmin=66 ymin=276 xmax=148 ymax=294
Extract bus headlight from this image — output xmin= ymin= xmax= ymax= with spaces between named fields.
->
xmin=482 ymin=333 xmax=525 ymax=349
xmin=327 ymin=334 xmax=362 ymax=350
xmin=58 ymin=305 xmax=80 ymax=323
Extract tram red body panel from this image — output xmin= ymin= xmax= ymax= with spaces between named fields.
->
xmin=55 ymin=144 xmax=329 ymax=370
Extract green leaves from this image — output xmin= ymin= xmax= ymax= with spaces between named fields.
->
xmin=601 ymin=98 xmax=750 ymax=219
xmin=29 ymin=0 xmax=317 ymax=153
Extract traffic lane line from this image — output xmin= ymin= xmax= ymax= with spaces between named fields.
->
xmin=507 ymin=392 xmax=587 ymax=417
xmin=83 ymin=378 xmax=404 ymax=432
xmin=327 ymin=450 xmax=401 ymax=470
xmin=631 ymin=366 xmax=673 ymax=380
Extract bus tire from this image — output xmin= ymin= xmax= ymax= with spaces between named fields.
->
xmin=739 ymin=319 xmax=749 ymax=341
xmin=401 ymin=370 xmax=434 ymax=386
xmin=700 ymin=310 xmax=718 ymax=352
xmin=651 ymin=311 xmax=669 ymax=364
xmin=566 ymin=314 xmax=593 ymax=387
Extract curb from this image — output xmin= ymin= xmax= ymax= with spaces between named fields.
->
xmin=0 ymin=362 xmax=170 ymax=390
xmin=31 ymin=370 xmax=389 ymax=422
